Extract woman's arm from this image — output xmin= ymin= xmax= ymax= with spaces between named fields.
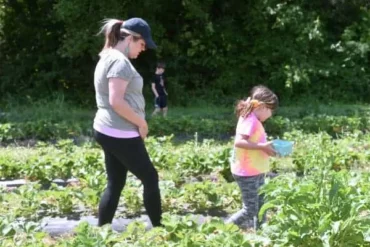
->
xmin=109 ymin=77 xmax=148 ymax=138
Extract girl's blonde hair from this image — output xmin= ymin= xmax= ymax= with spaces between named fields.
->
xmin=235 ymin=85 xmax=278 ymax=118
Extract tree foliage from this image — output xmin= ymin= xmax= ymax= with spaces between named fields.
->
xmin=0 ymin=0 xmax=369 ymax=105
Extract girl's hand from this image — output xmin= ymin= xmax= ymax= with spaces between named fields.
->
xmin=260 ymin=141 xmax=276 ymax=156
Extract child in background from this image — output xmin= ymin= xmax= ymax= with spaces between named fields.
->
xmin=226 ymin=85 xmax=278 ymax=230
xmin=151 ymin=62 xmax=168 ymax=117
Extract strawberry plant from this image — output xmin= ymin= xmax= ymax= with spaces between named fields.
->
xmin=260 ymin=171 xmax=370 ymax=246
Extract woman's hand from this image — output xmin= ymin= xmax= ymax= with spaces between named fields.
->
xmin=138 ymin=120 xmax=148 ymax=139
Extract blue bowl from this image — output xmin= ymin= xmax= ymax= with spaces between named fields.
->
xmin=272 ymin=139 xmax=294 ymax=157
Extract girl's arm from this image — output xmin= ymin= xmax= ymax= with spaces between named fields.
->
xmin=234 ymin=134 xmax=276 ymax=156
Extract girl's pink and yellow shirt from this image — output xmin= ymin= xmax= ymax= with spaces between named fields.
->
xmin=230 ymin=113 xmax=269 ymax=176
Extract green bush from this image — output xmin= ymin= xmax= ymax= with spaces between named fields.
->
xmin=1 ymin=0 xmax=370 ymax=104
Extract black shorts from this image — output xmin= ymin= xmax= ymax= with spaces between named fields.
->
xmin=155 ymin=95 xmax=167 ymax=108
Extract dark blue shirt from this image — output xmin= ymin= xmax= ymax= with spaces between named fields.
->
xmin=153 ymin=74 xmax=166 ymax=96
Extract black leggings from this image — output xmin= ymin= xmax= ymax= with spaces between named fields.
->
xmin=94 ymin=130 xmax=162 ymax=227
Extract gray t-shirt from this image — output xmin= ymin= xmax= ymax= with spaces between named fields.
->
xmin=93 ymin=49 xmax=145 ymax=131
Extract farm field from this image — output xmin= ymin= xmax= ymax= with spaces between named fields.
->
xmin=2 ymin=1 xmax=370 ymax=246
xmin=1 ymin=103 xmax=370 ymax=246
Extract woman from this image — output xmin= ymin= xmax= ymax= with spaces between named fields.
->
xmin=93 ymin=17 xmax=162 ymax=227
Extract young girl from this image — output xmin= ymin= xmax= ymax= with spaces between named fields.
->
xmin=226 ymin=85 xmax=278 ymax=230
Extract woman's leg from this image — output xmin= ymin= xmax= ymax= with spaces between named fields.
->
xmin=95 ymin=132 xmax=128 ymax=226
xmin=115 ymin=137 xmax=162 ymax=226
xmin=95 ymin=131 xmax=162 ymax=226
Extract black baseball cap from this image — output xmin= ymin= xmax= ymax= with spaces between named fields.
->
xmin=122 ymin=18 xmax=157 ymax=49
